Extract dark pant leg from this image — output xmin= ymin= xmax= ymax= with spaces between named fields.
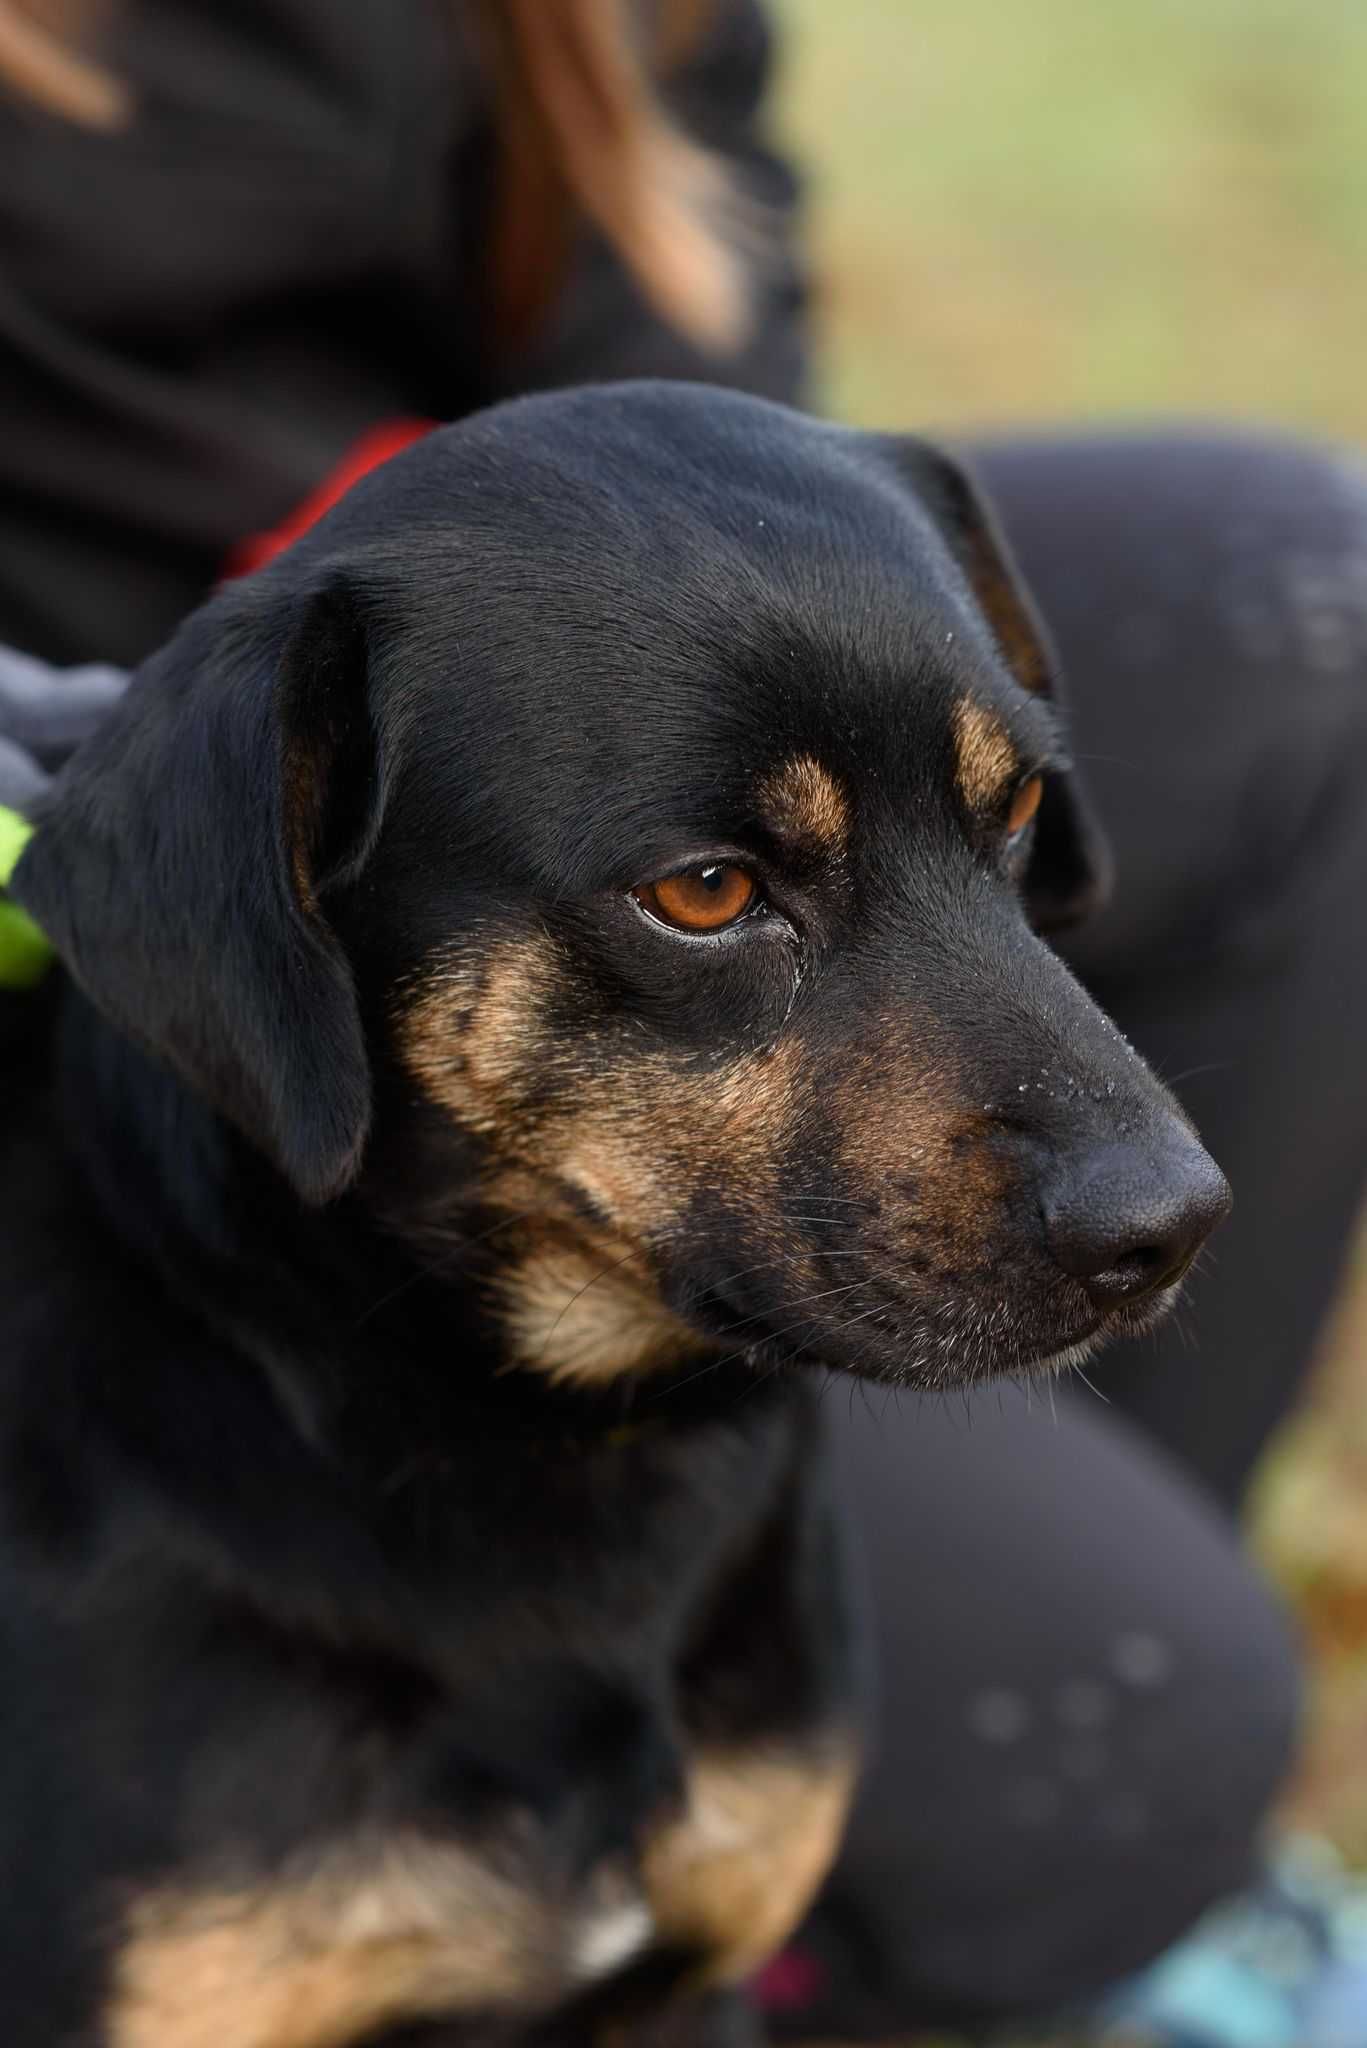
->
xmin=798 ymin=434 xmax=1366 ymax=2034
xmin=804 ymin=1386 xmax=1299 ymax=2033
xmin=972 ymin=431 xmax=1367 ymax=1507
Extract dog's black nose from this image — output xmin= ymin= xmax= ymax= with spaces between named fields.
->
xmin=1043 ymin=1141 xmax=1231 ymax=1311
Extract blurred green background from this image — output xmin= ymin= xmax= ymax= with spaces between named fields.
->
xmin=774 ymin=0 xmax=1367 ymax=437
xmin=770 ymin=0 xmax=1367 ymax=1872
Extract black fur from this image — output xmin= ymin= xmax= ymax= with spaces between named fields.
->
xmin=3 ymin=386 xmax=1225 ymax=2046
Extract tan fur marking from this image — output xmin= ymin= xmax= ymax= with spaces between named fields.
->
xmin=952 ymin=699 xmax=1019 ymax=814
xmin=108 ymin=1834 xmax=647 ymax=2048
xmin=757 ymin=755 xmax=850 ymax=859
xmin=643 ymin=1739 xmax=858 ymax=1984
xmin=834 ymin=1027 xmax=1008 ymax=1267
xmin=497 ymin=1221 xmax=709 ymax=1388
xmin=398 ymin=938 xmax=803 ymax=1383
xmin=400 ymin=933 xmax=567 ymax=1143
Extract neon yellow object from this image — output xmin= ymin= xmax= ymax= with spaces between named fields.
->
xmin=0 ymin=806 xmax=52 ymax=988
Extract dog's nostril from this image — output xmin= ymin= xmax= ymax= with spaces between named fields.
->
xmin=1111 ymin=1242 xmax=1166 ymax=1282
xmin=1089 ymin=1240 xmax=1182 ymax=1305
xmin=1043 ymin=1140 xmax=1231 ymax=1314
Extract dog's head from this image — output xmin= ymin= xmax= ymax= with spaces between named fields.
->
xmin=16 ymin=385 xmax=1228 ymax=1389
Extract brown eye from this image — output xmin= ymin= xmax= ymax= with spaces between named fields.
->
xmin=635 ymin=864 xmax=757 ymax=933
xmin=1007 ymin=773 xmax=1044 ymax=838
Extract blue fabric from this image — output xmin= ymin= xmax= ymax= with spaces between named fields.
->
xmin=1079 ymin=1838 xmax=1367 ymax=2048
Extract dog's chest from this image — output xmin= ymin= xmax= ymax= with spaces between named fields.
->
xmin=105 ymin=1823 xmax=647 ymax=2048
xmin=105 ymin=1735 xmax=856 ymax=2048
xmin=101 ymin=1398 xmax=855 ymax=2046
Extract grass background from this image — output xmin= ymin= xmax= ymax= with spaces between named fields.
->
xmin=772 ymin=0 xmax=1367 ymax=441
xmin=768 ymin=0 xmax=1367 ymax=1914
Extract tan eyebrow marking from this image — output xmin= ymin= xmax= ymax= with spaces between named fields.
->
xmin=952 ymin=699 xmax=1019 ymax=813
xmin=756 ymin=755 xmax=850 ymax=858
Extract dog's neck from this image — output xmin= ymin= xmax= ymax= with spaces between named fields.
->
xmin=44 ymin=993 xmax=797 ymax=1696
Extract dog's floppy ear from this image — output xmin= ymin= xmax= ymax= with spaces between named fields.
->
xmin=870 ymin=435 xmax=1113 ymax=932
xmin=13 ymin=575 xmax=382 ymax=1202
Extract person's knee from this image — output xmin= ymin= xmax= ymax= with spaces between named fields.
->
xmin=823 ymin=1527 xmax=1302 ymax=2027
xmin=951 ymin=1573 xmax=1301 ymax=2021
xmin=981 ymin=432 xmax=1367 ymax=984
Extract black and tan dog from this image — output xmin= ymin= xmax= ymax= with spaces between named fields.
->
xmin=3 ymin=384 xmax=1228 ymax=2047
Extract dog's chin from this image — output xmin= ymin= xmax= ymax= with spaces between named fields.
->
xmin=1072 ymin=1274 xmax=1189 ymax=1353
xmin=688 ymin=1267 xmax=1189 ymax=1393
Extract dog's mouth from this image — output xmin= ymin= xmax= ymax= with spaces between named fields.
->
xmin=1031 ymin=1280 xmax=1185 ymax=1375
xmin=468 ymin=1140 xmax=1209 ymax=1394
xmin=675 ymin=1254 xmax=1189 ymax=1391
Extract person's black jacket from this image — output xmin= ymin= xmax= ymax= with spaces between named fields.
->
xmin=0 ymin=0 xmax=806 ymax=667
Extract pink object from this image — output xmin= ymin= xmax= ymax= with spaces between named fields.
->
xmin=752 ymin=1945 xmax=827 ymax=2012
